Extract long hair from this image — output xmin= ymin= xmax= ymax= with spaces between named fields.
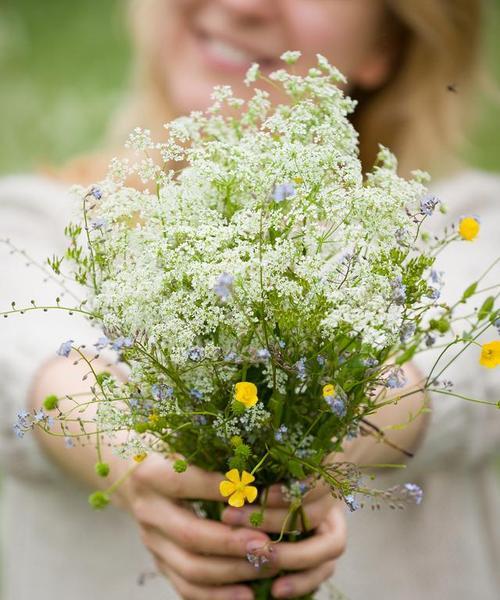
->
xmin=61 ymin=0 xmax=486 ymax=182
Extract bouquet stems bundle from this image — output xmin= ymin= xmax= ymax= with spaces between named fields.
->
xmin=6 ymin=53 xmax=499 ymax=599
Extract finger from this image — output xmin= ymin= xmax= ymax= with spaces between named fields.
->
xmin=144 ymin=529 xmax=277 ymax=585
xmin=158 ymin=559 xmax=255 ymax=600
xmin=222 ymin=493 xmax=333 ymax=532
xmin=271 ymin=507 xmax=346 ymax=571
xmin=266 ymin=479 xmax=331 ymax=508
xmin=133 ymin=454 xmax=225 ymax=502
xmin=137 ymin=493 xmax=269 ymax=556
xmin=271 ymin=560 xmax=336 ymax=599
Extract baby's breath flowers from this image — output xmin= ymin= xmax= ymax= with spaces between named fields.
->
xmin=219 ymin=469 xmax=258 ymax=507
xmin=4 ymin=52 xmax=499 ymax=600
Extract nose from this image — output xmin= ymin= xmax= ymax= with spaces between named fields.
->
xmin=214 ymin=0 xmax=278 ymax=19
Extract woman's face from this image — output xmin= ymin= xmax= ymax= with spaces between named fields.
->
xmin=154 ymin=0 xmax=392 ymax=114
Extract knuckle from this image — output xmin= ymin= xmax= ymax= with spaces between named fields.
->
xmin=178 ymin=558 xmax=202 ymax=583
xmin=131 ymin=497 xmax=151 ymax=525
xmin=178 ymin=524 xmax=198 ymax=551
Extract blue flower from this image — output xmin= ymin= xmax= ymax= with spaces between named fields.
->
xmin=391 ymin=276 xmax=406 ymax=306
xmin=224 ymin=351 xmax=239 ymax=362
xmin=64 ymin=436 xmax=75 ymax=448
xmin=151 ymin=384 xmax=174 ymax=401
xmin=90 ymin=217 xmax=107 ymax=230
xmin=317 ymin=355 xmax=326 ymax=366
xmin=419 ymin=194 xmax=440 ymax=216
xmin=190 ymin=388 xmax=204 ymax=402
xmin=33 ymin=409 xmax=47 ymax=423
xmin=111 ymin=337 xmax=133 ymax=351
xmin=295 ymin=357 xmax=307 ymax=381
xmin=194 ymin=415 xmax=208 ymax=425
xmin=89 ymin=186 xmax=102 ymax=200
xmin=187 ymin=346 xmax=204 ymax=362
xmin=214 ymin=273 xmax=234 ymax=301
xmin=385 ymin=367 xmax=407 ymax=389
xmin=273 ymin=182 xmax=295 ymax=202
xmin=325 ymin=396 xmax=346 ymax=417
xmin=404 ymin=483 xmax=423 ymax=505
xmin=13 ymin=424 xmax=24 ymax=439
xmin=399 ymin=322 xmax=416 ymax=343
xmin=344 ymin=494 xmax=360 ymax=512
xmin=94 ymin=336 xmax=110 ymax=350
xmin=57 ymin=339 xmax=74 ymax=358
xmin=425 ymin=333 xmax=436 ymax=348
xmin=274 ymin=425 xmax=288 ymax=442
xmin=362 ymin=357 xmax=379 ymax=368
xmin=256 ymin=348 xmax=271 ymax=360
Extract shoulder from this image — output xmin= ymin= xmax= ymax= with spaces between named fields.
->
xmin=431 ymin=169 xmax=500 ymax=218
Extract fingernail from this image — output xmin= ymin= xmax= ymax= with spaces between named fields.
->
xmin=246 ymin=539 xmax=265 ymax=553
xmin=274 ymin=581 xmax=293 ymax=598
xmin=222 ymin=507 xmax=244 ymax=525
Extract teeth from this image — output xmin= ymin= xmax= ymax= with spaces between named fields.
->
xmin=206 ymin=37 xmax=253 ymax=65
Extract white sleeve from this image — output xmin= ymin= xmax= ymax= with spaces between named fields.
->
xmin=0 ymin=175 xmax=101 ymax=482
xmin=409 ymin=171 xmax=500 ymax=472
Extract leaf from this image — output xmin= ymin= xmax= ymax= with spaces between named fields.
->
xmin=461 ymin=282 xmax=477 ymax=302
xmin=477 ymin=296 xmax=494 ymax=321
xmin=288 ymin=459 xmax=306 ymax=479
xmin=396 ymin=345 xmax=417 ymax=365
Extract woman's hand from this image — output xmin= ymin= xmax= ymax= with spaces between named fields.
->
xmin=222 ymin=482 xmax=347 ymax=598
xmin=118 ymin=453 xmax=272 ymax=600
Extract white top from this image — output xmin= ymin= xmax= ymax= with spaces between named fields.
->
xmin=0 ymin=173 xmax=499 ymax=600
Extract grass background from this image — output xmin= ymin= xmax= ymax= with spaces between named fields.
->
xmin=0 ymin=0 xmax=499 ymax=175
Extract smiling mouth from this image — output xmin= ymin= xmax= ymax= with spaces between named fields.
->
xmin=194 ymin=30 xmax=277 ymax=71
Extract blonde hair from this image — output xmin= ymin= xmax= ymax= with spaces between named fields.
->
xmin=60 ymin=0 xmax=486 ymax=182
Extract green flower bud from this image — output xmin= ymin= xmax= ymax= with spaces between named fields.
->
xmin=134 ymin=422 xmax=148 ymax=433
xmin=43 ymin=394 xmax=59 ymax=411
xmin=421 ymin=232 xmax=430 ymax=243
xmin=88 ymin=491 xmax=110 ymax=510
xmin=173 ymin=459 xmax=187 ymax=473
xmin=230 ymin=435 xmax=243 ymax=447
xmin=235 ymin=443 xmax=251 ymax=459
xmin=249 ymin=511 xmax=264 ymax=527
xmin=95 ymin=462 xmax=110 ymax=477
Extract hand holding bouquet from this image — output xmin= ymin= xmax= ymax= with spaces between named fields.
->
xmin=7 ymin=53 xmax=499 ymax=599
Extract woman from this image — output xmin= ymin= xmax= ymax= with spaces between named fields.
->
xmin=1 ymin=1 xmax=498 ymax=599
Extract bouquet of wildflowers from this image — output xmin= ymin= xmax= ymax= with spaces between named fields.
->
xmin=6 ymin=53 xmax=499 ymax=599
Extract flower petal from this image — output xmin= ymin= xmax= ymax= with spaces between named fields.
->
xmin=244 ymin=486 xmax=258 ymax=504
xmin=229 ymin=491 xmax=245 ymax=507
xmin=240 ymin=470 xmax=255 ymax=485
xmin=220 ymin=481 xmax=236 ymax=497
xmin=225 ymin=468 xmax=241 ymax=484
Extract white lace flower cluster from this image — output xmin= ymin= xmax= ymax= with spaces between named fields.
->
xmin=84 ymin=54 xmax=428 ymax=382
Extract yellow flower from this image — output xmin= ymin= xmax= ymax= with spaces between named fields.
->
xmin=234 ymin=382 xmax=258 ymax=408
xmin=323 ymin=383 xmax=335 ymax=397
xmin=148 ymin=412 xmax=160 ymax=425
xmin=219 ymin=469 xmax=258 ymax=507
xmin=458 ymin=217 xmax=480 ymax=241
xmin=479 ymin=340 xmax=500 ymax=368
xmin=133 ymin=453 xmax=148 ymax=463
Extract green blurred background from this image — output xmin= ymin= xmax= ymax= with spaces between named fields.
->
xmin=0 ymin=0 xmax=499 ymax=175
